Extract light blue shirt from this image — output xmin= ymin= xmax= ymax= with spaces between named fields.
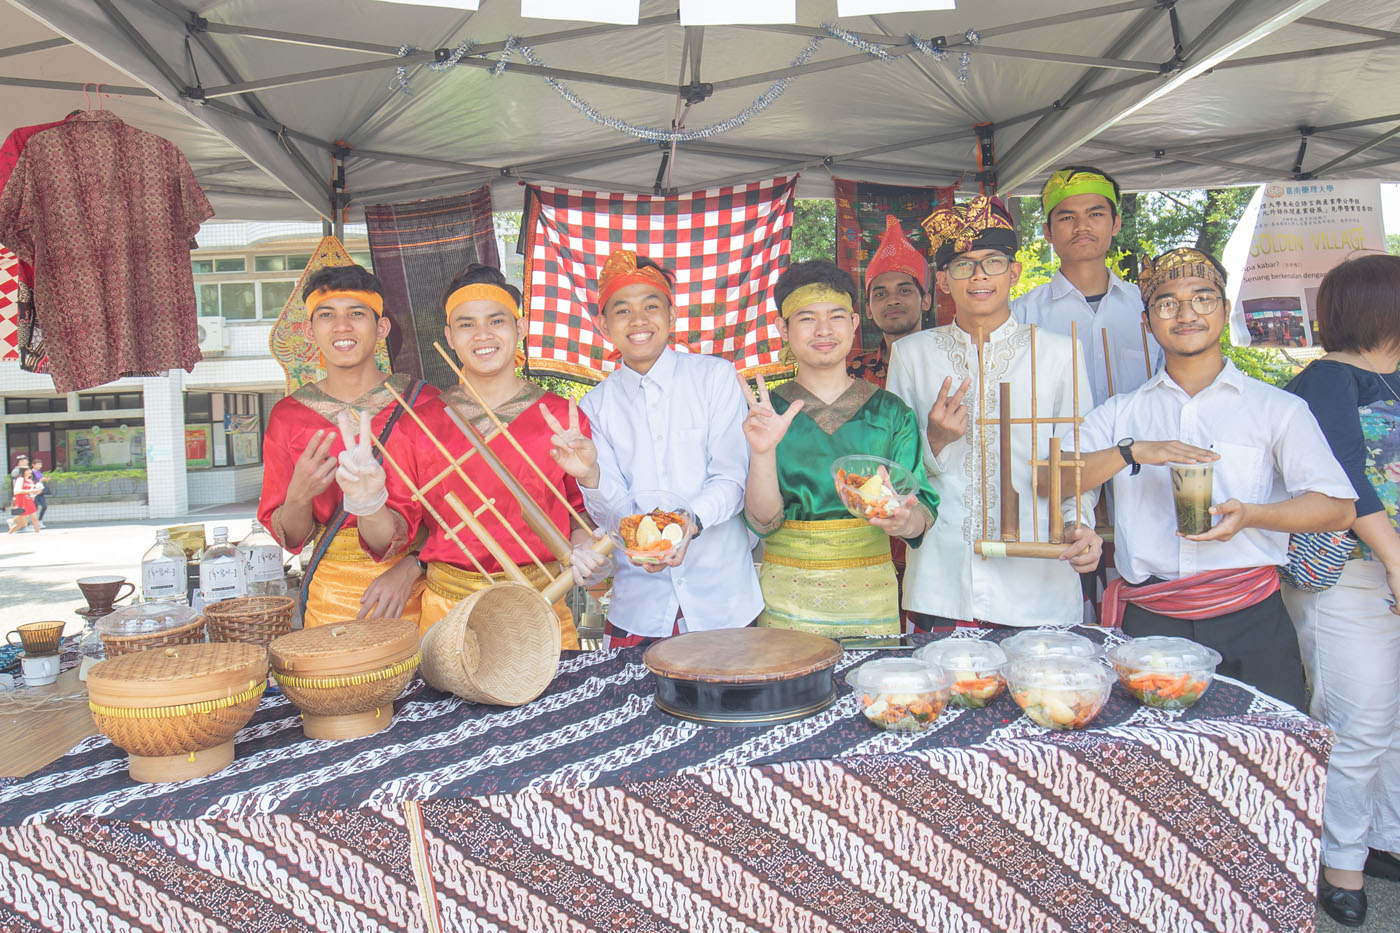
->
xmin=580 ymin=347 xmax=762 ymax=637
xmin=1012 ymin=268 xmax=1163 ymax=406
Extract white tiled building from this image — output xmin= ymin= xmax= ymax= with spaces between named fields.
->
xmin=0 ymin=221 xmax=370 ymax=521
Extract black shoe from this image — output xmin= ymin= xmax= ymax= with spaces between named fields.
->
xmin=1318 ymin=878 xmax=1367 ymax=927
xmin=1363 ymin=847 xmax=1400 ymax=882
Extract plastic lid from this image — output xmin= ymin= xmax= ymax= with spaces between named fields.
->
xmin=915 ymin=638 xmax=1007 ymax=672
xmin=97 ymin=600 xmax=201 ymax=637
xmin=831 ymin=454 xmax=919 ymax=495
xmin=1107 ymin=636 xmax=1222 ymax=673
xmin=1006 ymin=655 xmax=1114 ymax=691
xmin=269 ymin=619 xmax=420 ymax=676
xmin=1001 ymin=628 xmax=1100 ymax=661
xmin=213 ymin=526 xmax=227 ymax=535
xmin=846 ymin=657 xmax=952 ymax=694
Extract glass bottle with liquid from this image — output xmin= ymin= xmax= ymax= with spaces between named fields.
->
xmin=199 ymin=526 xmax=247 ymax=607
xmin=140 ymin=528 xmax=189 ymax=604
xmin=238 ymin=520 xmax=287 ymax=596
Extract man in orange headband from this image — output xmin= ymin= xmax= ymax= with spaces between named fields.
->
xmin=354 ymin=263 xmax=609 ymax=642
xmin=545 ymin=248 xmax=762 ymax=649
xmin=257 ymin=264 xmax=435 ymax=628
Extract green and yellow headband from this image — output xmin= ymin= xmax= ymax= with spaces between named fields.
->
xmin=780 ymin=283 xmax=854 ymax=319
xmin=1041 ymin=169 xmax=1118 ymax=215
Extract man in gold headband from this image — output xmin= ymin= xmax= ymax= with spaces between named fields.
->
xmin=351 ymin=263 xmax=610 ymax=643
xmin=741 ymin=260 xmax=939 ymax=637
xmin=887 ymin=196 xmax=1103 ymax=631
xmin=1014 ymin=166 xmax=1161 ymax=405
xmin=1070 ymin=247 xmax=1354 ymax=707
xmin=545 ymin=248 xmax=762 ymax=649
xmin=258 ymin=264 xmax=435 ymax=628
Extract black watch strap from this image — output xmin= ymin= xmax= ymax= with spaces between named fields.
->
xmin=692 ymin=515 xmax=704 ymax=539
xmin=1117 ymin=438 xmax=1141 ymax=476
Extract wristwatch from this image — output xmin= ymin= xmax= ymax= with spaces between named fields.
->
xmin=1117 ymin=438 xmax=1140 ymax=476
xmin=691 ymin=515 xmax=704 ymax=539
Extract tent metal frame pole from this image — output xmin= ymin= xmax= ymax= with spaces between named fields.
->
xmin=1087 ymin=139 xmax=1282 ymax=177
xmin=0 ymin=37 xmax=71 ymax=59
xmin=709 ymin=45 xmax=915 ymax=91
xmin=194 ymin=158 xmax=258 ymax=179
xmin=347 ymin=148 xmax=495 ymax=174
xmin=1152 ymin=112 xmax=1400 ymax=159
xmin=513 ymin=142 xmax=652 ymax=174
xmin=1215 ymin=37 xmax=1400 ymax=70
xmin=868 ymin=15 xmax=979 ymax=123
xmin=199 ymin=183 xmax=301 ymax=199
xmin=90 ymin=0 xmax=189 ymax=91
xmin=357 ymin=171 xmax=495 ymax=200
xmin=680 ymin=140 xmax=962 ymax=180
xmin=1296 ymin=16 xmax=1400 ymax=40
xmin=1301 ymin=122 xmax=1400 ymax=177
xmin=511 ymin=173 xmax=656 ymax=196
xmin=964 ymin=46 xmax=1161 ymax=74
xmin=0 ymin=75 xmax=155 ymax=96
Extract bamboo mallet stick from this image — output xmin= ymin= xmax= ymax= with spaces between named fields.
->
xmin=1071 ymin=321 xmax=1082 ymax=531
xmin=1101 ymin=328 xmax=1114 ymax=397
xmin=977 ymin=327 xmax=988 ymax=553
xmin=1029 ymin=323 xmax=1039 ymax=543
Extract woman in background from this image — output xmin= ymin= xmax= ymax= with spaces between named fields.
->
xmin=7 ymin=466 xmax=41 ymax=534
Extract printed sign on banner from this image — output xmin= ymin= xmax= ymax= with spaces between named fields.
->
xmin=1223 ymin=180 xmax=1385 ymax=348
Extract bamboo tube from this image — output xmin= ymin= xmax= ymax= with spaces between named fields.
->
xmin=434 ymin=341 xmax=591 ymax=530
xmin=1141 ymin=319 xmax=1153 ymax=379
xmin=1048 ymin=437 xmax=1064 ymax=544
xmin=1029 ymin=324 xmax=1039 ymax=543
xmin=998 ymin=381 xmax=1019 ymax=542
xmin=1071 ymin=321 xmax=1082 ymax=532
xmin=441 ymin=491 xmax=536 ymax=585
xmin=977 ymin=328 xmax=988 ymax=551
xmin=1101 ymin=328 xmax=1114 ymax=397
xmin=975 ymin=540 xmax=1074 ymax=559
xmin=370 ymin=435 xmax=495 ymax=582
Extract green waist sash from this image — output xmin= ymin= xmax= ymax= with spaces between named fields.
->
xmin=757 ymin=518 xmax=899 ymax=637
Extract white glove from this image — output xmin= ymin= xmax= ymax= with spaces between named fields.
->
xmin=570 ymin=535 xmax=614 ymax=587
xmin=335 ymin=411 xmax=388 ymax=516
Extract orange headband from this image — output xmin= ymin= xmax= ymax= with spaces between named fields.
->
xmin=596 ymin=249 xmax=673 ymax=311
xmin=445 ymin=283 xmax=522 ymax=319
xmin=305 ymin=288 xmax=384 ymax=316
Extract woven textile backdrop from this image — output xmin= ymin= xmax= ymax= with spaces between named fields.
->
xmin=0 ymin=247 xmax=17 ymax=361
xmin=366 ymin=187 xmax=500 ymax=390
xmin=524 ymin=177 xmax=795 ymax=382
xmin=834 ymin=178 xmax=957 ymax=356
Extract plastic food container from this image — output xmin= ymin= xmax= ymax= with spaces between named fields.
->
xmin=608 ymin=490 xmax=693 ymax=565
xmin=915 ymin=639 xmax=1008 ymax=708
xmin=97 ymin=601 xmax=205 ymax=657
xmin=1000 ymin=628 xmax=1100 ymax=663
xmin=831 ymin=455 xmax=919 ymax=522
xmin=1107 ymin=636 xmax=1222 ymax=710
xmin=846 ymin=657 xmax=952 ymax=732
xmin=1006 ymin=656 xmax=1114 ymax=731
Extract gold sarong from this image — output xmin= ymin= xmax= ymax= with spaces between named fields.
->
xmin=304 ymin=527 xmax=424 ymax=630
xmin=420 ymin=560 xmax=579 ymax=648
xmin=756 ymin=518 xmax=899 ymax=638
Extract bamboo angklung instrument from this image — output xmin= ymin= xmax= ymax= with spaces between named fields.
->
xmin=998 ymin=381 xmax=1019 ymax=542
xmin=1101 ymin=328 xmax=1115 ymax=397
xmin=1140 ymin=319 xmax=1154 ymax=379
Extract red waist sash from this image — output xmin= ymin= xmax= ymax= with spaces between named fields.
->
xmin=1101 ymin=566 xmax=1280 ymax=630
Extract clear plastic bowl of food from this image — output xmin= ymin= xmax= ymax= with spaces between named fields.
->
xmin=1107 ymin=636 xmax=1222 ymax=710
xmin=1006 ymin=656 xmax=1114 ymax=730
xmin=607 ymin=490 xmax=693 ymax=565
xmin=1001 ymin=628 xmax=1101 ymax=663
xmin=915 ymin=639 xmax=1008 ymax=708
xmin=831 ymin=455 xmax=919 ymax=522
xmin=845 ymin=657 xmax=953 ymax=732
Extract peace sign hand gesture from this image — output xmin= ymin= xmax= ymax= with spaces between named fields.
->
xmin=926 ymin=376 xmax=971 ymax=456
xmin=334 ymin=411 xmax=388 ymax=516
xmin=739 ymin=373 xmax=804 ymax=457
xmin=540 ymin=399 xmax=601 ymax=489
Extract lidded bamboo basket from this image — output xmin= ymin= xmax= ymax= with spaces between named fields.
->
xmin=204 ymin=596 xmax=295 ymax=647
xmin=87 ymin=642 xmax=268 ymax=783
xmin=268 ymin=619 xmax=420 ymax=740
xmin=98 ymin=601 xmax=205 ymax=657
xmin=420 ymin=583 xmax=561 ymax=707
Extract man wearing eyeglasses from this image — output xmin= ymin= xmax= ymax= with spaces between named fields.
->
xmin=1070 ymin=247 xmax=1355 ymax=707
xmin=887 ymin=196 xmax=1103 ymax=632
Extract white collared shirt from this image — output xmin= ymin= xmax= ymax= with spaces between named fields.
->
xmin=1013 ymin=268 xmax=1163 ymax=405
xmin=1080 ymin=360 xmax=1356 ymax=584
xmin=887 ymin=318 xmax=1098 ymax=627
xmin=579 ymin=347 xmax=763 ymax=637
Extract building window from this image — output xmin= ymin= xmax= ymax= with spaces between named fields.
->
xmin=183 ymin=392 xmax=263 ymax=468
xmin=4 ymin=397 xmax=67 ymax=415
xmin=77 ymin=392 xmax=142 ymax=412
xmin=260 ymin=281 xmax=296 ymax=317
xmin=197 ymin=280 xmax=294 ymax=321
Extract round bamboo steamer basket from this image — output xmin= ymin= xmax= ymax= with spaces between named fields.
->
xmin=421 ymin=583 xmax=561 ymax=706
xmin=86 ymin=642 xmax=268 ymax=782
xmin=204 ymin=596 xmax=296 ymax=647
xmin=268 ymin=619 xmax=421 ymax=740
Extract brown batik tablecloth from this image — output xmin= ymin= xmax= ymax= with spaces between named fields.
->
xmin=0 ymin=628 xmax=1329 ymax=932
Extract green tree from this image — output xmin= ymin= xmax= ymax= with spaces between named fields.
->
xmin=790 ymin=200 xmax=836 ymax=262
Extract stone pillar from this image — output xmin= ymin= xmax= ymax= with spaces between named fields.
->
xmin=143 ymin=372 xmax=188 ymax=518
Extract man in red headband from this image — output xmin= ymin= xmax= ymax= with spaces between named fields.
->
xmin=848 ymin=215 xmax=932 ymax=389
xmin=257 ymin=264 xmax=436 ymax=628
xmin=545 ymin=249 xmax=762 ymax=649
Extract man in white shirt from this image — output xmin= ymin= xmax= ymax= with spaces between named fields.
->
xmin=888 ymin=196 xmax=1102 ymax=631
xmin=1075 ymin=247 xmax=1356 ymax=707
xmin=546 ymin=249 xmax=762 ymax=648
xmin=1013 ymin=166 xmax=1162 ymax=406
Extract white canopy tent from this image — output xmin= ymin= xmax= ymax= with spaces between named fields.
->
xmin=2 ymin=0 xmax=1398 ymax=223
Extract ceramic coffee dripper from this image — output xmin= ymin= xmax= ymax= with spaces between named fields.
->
xmin=6 ymin=620 xmax=65 ymax=657
xmin=77 ymin=576 xmax=135 ymax=614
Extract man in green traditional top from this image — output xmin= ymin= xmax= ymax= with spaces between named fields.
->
xmin=740 ymin=260 xmax=940 ymax=637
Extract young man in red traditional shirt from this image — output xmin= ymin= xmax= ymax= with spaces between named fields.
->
xmin=847 ymin=216 xmax=932 ymax=389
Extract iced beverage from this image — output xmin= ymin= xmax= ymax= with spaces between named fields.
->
xmin=1169 ymin=462 xmax=1213 ymax=535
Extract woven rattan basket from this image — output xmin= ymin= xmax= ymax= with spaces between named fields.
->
xmin=7 ymin=620 xmax=65 ymax=656
xmin=269 ymin=619 xmax=420 ymax=740
xmin=420 ymin=582 xmax=561 ymax=706
xmin=204 ymin=596 xmax=295 ymax=647
xmin=86 ymin=642 xmax=268 ymax=782
xmin=99 ymin=612 xmax=206 ymax=658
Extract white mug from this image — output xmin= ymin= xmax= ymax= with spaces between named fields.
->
xmin=20 ymin=652 xmax=59 ymax=686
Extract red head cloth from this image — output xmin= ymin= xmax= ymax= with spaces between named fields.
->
xmin=596 ymin=249 xmax=674 ymax=312
xmin=864 ymin=214 xmax=930 ymax=293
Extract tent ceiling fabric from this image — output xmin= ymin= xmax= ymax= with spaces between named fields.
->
xmin=2 ymin=0 xmax=1399 ymax=222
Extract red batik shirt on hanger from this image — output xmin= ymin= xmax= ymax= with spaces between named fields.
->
xmin=0 ymin=110 xmax=214 ymax=392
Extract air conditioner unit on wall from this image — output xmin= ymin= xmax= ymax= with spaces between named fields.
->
xmin=197 ymin=317 xmax=227 ymax=355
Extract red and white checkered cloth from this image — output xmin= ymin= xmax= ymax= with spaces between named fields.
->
xmin=0 ymin=246 xmax=19 ymax=361
xmin=524 ymin=177 xmax=795 ymax=382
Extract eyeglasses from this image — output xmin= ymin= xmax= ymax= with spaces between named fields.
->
xmin=1149 ymin=293 xmax=1222 ymax=319
xmin=946 ymin=255 xmax=1011 ymax=280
